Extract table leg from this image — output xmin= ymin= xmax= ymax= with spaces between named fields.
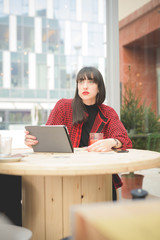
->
xmin=62 ymin=174 xmax=112 ymax=238
xmin=22 ymin=176 xmax=45 ymax=240
xmin=22 ymin=174 xmax=112 ymax=240
xmin=45 ymin=176 xmax=63 ymax=240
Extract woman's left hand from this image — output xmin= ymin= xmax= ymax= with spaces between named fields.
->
xmin=87 ymin=138 xmax=120 ymax=152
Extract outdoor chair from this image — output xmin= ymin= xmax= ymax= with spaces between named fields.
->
xmin=0 ymin=223 xmax=32 ymax=240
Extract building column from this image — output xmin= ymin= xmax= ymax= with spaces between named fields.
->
xmin=106 ymin=0 xmax=120 ymax=116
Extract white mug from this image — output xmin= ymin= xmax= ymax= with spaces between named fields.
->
xmin=0 ymin=137 xmax=12 ymax=157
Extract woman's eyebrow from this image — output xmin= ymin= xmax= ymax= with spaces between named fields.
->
xmin=78 ymin=75 xmax=94 ymax=80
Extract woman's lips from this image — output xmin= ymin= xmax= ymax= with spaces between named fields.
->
xmin=82 ymin=91 xmax=89 ymax=95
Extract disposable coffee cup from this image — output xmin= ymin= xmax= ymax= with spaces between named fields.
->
xmin=89 ymin=133 xmax=104 ymax=145
xmin=0 ymin=137 xmax=12 ymax=158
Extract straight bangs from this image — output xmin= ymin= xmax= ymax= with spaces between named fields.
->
xmin=76 ymin=67 xmax=99 ymax=85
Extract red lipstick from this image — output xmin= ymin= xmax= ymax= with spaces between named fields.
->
xmin=82 ymin=91 xmax=89 ymax=95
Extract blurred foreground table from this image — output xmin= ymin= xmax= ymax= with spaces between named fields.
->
xmin=0 ymin=148 xmax=160 ymax=240
xmin=72 ymin=199 xmax=160 ymax=240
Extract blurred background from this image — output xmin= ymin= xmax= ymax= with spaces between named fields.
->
xmin=0 ymin=0 xmax=159 ymax=152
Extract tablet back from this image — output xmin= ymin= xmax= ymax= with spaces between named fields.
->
xmin=25 ymin=125 xmax=74 ymax=153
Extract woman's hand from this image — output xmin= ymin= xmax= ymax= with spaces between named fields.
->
xmin=87 ymin=138 xmax=122 ymax=152
xmin=24 ymin=130 xmax=38 ymax=148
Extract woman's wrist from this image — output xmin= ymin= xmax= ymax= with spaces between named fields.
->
xmin=112 ymin=138 xmax=122 ymax=149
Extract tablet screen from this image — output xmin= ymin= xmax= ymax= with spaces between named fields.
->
xmin=25 ymin=125 xmax=74 ymax=153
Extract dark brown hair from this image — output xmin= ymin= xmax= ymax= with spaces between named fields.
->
xmin=72 ymin=66 xmax=106 ymax=125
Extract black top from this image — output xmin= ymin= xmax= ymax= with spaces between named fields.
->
xmin=79 ymin=104 xmax=99 ymax=147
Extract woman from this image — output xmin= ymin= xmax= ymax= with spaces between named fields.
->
xmin=25 ymin=66 xmax=132 ymax=197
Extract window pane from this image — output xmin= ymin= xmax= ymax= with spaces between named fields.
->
xmin=88 ymin=23 xmax=104 ymax=56
xmin=11 ymin=53 xmax=22 ymax=88
xmin=0 ymin=0 xmax=3 ymax=15
xmin=35 ymin=0 xmax=46 ymax=17
xmin=23 ymin=17 xmax=34 ymax=51
xmin=0 ymin=15 xmax=9 ymax=50
xmin=23 ymin=53 xmax=29 ymax=88
xmin=0 ymin=51 xmax=2 ymax=87
xmin=36 ymin=54 xmax=47 ymax=89
xmin=82 ymin=0 xmax=98 ymax=22
xmin=9 ymin=0 xmax=28 ymax=15
xmin=47 ymin=19 xmax=63 ymax=54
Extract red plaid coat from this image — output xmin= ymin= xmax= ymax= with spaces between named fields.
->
xmin=46 ymin=98 xmax=132 ymax=189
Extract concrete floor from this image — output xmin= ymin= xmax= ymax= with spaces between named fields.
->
xmin=136 ymin=168 xmax=160 ymax=197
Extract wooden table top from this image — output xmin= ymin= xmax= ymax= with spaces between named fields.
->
xmin=0 ymin=148 xmax=160 ymax=176
xmin=72 ymin=199 xmax=160 ymax=240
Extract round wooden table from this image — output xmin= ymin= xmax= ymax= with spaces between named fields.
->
xmin=0 ymin=148 xmax=160 ymax=240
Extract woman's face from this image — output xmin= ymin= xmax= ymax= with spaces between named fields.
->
xmin=77 ymin=75 xmax=99 ymax=105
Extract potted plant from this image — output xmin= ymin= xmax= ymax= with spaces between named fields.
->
xmin=121 ymin=172 xmax=144 ymax=199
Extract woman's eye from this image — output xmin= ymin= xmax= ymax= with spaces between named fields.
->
xmin=78 ymin=79 xmax=83 ymax=83
xmin=89 ymin=80 xmax=94 ymax=84
xmin=77 ymin=79 xmax=95 ymax=84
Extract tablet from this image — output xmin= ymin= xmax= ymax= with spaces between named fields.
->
xmin=25 ymin=125 xmax=74 ymax=153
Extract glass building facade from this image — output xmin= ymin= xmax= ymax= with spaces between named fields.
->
xmin=0 ymin=0 xmax=107 ymax=129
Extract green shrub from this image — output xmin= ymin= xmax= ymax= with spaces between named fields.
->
xmin=120 ymin=85 xmax=145 ymax=133
xmin=120 ymin=84 xmax=160 ymax=151
xmin=120 ymin=84 xmax=160 ymax=134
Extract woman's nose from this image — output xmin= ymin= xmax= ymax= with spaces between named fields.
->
xmin=83 ymin=80 xmax=88 ymax=88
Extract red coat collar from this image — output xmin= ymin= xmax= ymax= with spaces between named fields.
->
xmin=91 ymin=108 xmax=109 ymax=133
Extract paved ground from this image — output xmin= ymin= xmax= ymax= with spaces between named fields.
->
xmin=136 ymin=168 xmax=160 ymax=197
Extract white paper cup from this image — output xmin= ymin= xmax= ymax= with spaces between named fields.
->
xmin=0 ymin=137 xmax=12 ymax=158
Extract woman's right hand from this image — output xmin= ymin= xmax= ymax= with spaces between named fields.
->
xmin=24 ymin=130 xmax=38 ymax=148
